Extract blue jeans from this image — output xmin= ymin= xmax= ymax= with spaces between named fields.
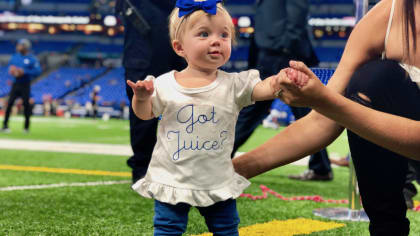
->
xmin=153 ymin=199 xmax=239 ymax=236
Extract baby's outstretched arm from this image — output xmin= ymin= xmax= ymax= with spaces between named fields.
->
xmin=126 ymin=79 xmax=155 ymax=120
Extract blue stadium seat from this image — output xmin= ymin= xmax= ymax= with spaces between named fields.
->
xmin=311 ymin=67 xmax=335 ymax=85
xmin=32 ymin=41 xmax=75 ymax=54
xmin=79 ymin=43 xmax=123 ymax=54
xmin=31 ymin=67 xmax=106 ymax=104
xmin=0 ymin=67 xmax=13 ymax=97
xmin=64 ymin=67 xmax=128 ymax=106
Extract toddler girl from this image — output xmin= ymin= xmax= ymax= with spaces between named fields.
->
xmin=128 ymin=0 xmax=282 ymax=235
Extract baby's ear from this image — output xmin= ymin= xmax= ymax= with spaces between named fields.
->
xmin=172 ymin=40 xmax=185 ymax=58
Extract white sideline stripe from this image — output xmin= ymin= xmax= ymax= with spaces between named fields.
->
xmin=0 ymin=180 xmax=131 ymax=191
xmin=0 ymin=139 xmax=133 ymax=156
xmin=0 ymin=139 xmax=315 ymax=165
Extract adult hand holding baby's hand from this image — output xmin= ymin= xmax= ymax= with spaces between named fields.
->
xmin=274 ymin=60 xmax=328 ymax=108
xmin=126 ymin=79 xmax=155 ymax=102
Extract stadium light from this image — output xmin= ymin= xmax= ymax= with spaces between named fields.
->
xmin=237 ymin=16 xmax=251 ymax=28
xmin=103 ymin=15 xmax=117 ymax=27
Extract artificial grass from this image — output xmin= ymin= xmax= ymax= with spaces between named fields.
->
xmin=1 ymin=163 xmax=371 ymax=235
xmin=0 ymin=116 xmax=130 ymax=144
xmin=1 ymin=150 xmax=420 ymax=235
xmin=1 ymin=116 xmax=419 ymax=235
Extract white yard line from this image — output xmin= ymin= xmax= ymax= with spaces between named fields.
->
xmin=0 ymin=139 xmax=317 ymax=165
xmin=0 ymin=180 xmax=131 ymax=191
xmin=0 ymin=139 xmax=132 ymax=156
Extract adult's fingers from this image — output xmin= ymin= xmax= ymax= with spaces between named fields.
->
xmin=289 ymin=60 xmax=317 ymax=79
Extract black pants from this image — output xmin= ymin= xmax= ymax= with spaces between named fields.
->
xmin=3 ymin=82 xmax=31 ymax=130
xmin=346 ymin=59 xmax=420 ymax=236
xmin=125 ymin=63 xmax=184 ymax=183
xmin=125 ymin=69 xmax=159 ymax=182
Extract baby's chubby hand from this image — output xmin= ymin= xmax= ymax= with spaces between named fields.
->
xmin=285 ymin=67 xmax=309 ymax=88
xmin=126 ymin=79 xmax=154 ymax=101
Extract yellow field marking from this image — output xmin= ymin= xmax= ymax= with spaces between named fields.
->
xmin=193 ymin=218 xmax=345 ymax=236
xmin=0 ymin=164 xmax=130 ymax=177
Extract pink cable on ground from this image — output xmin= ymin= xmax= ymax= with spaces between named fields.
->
xmin=240 ymin=184 xmax=347 ymax=204
xmin=240 ymin=185 xmax=420 ymax=212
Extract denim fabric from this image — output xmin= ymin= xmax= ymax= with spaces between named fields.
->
xmin=154 ymin=199 xmax=239 ymax=236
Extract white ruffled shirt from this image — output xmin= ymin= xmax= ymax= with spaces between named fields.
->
xmin=132 ymin=69 xmax=261 ymax=207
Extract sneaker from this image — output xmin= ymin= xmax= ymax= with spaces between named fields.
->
xmin=288 ymin=169 xmax=333 ymax=181
xmin=330 ymin=157 xmax=350 ymax=167
xmin=23 ymin=129 xmax=29 ymax=134
xmin=1 ymin=128 xmax=11 ymax=133
xmin=262 ymin=119 xmax=279 ymax=130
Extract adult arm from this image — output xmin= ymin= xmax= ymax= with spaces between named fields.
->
xmin=233 ymin=0 xmax=393 ymax=179
xmin=285 ymin=62 xmax=420 ymax=160
xmin=317 ymin=87 xmax=420 ymax=160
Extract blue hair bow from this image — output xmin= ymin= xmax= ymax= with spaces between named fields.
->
xmin=176 ymin=0 xmax=222 ymax=17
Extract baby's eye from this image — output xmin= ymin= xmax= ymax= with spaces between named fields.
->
xmin=221 ymin=32 xmax=230 ymax=38
xmin=199 ymin=32 xmax=209 ymax=37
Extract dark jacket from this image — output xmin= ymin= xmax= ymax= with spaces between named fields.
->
xmin=254 ymin=0 xmax=318 ymax=65
xmin=116 ymin=0 xmax=181 ymax=74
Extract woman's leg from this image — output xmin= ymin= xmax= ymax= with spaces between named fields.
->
xmin=345 ymin=59 xmax=420 ymax=236
xmin=153 ymin=200 xmax=190 ymax=236
xmin=197 ymin=199 xmax=240 ymax=236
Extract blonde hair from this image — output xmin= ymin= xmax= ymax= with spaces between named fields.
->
xmin=168 ymin=3 xmax=236 ymax=44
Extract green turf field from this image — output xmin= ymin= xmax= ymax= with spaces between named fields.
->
xmin=0 ymin=116 xmax=419 ymax=235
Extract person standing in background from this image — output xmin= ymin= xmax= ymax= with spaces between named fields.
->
xmin=232 ymin=0 xmax=331 ymax=181
xmin=2 ymin=39 xmax=41 ymax=133
xmin=115 ymin=0 xmax=185 ymax=182
xmin=90 ymin=85 xmax=101 ymax=118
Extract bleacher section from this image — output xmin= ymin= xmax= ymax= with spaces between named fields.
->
xmin=312 ymin=67 xmax=335 ymax=85
xmin=0 ymin=41 xmax=16 ymax=55
xmin=33 ymin=41 xmax=76 ymax=54
xmin=78 ymin=43 xmax=123 ymax=59
xmin=64 ymin=67 xmax=128 ymax=107
xmin=31 ymin=67 xmax=106 ymax=104
xmin=0 ymin=67 xmax=13 ymax=97
xmin=0 ymin=40 xmax=75 ymax=55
